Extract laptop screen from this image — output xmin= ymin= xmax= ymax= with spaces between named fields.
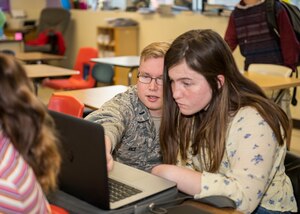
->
xmin=49 ymin=110 xmax=110 ymax=209
xmin=49 ymin=110 xmax=177 ymax=211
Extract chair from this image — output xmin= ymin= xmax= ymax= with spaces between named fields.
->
xmin=42 ymin=47 xmax=98 ymax=90
xmin=50 ymin=204 xmax=69 ymax=214
xmin=284 ymin=151 xmax=300 ymax=209
xmin=48 ymin=94 xmax=84 ymax=118
xmin=24 ymin=8 xmax=71 ymax=55
xmin=91 ymin=63 xmax=115 ymax=86
xmin=248 ymin=64 xmax=292 ymax=77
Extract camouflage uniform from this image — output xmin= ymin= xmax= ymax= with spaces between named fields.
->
xmin=85 ymin=86 xmax=162 ymax=172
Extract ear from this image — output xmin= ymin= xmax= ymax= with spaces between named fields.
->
xmin=217 ymin=75 xmax=225 ymax=89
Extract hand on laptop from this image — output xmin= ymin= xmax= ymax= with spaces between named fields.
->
xmin=105 ymin=136 xmax=114 ymax=171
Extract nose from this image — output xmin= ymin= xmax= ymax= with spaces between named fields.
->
xmin=149 ymin=78 xmax=158 ymax=90
xmin=171 ymin=83 xmax=181 ymax=99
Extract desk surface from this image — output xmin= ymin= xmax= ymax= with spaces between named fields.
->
xmin=0 ymin=38 xmax=23 ymax=43
xmin=54 ymin=85 xmax=128 ymax=110
xmin=49 ymin=189 xmax=241 ymax=214
xmin=91 ymin=56 xmax=140 ymax=68
xmin=52 ymin=71 xmax=300 ymax=110
xmin=5 ymin=26 xmax=36 ymax=33
xmin=16 ymin=52 xmax=66 ymax=62
xmin=244 ymin=71 xmax=300 ymax=90
xmin=184 ymin=200 xmax=241 ymax=214
xmin=25 ymin=64 xmax=79 ymax=78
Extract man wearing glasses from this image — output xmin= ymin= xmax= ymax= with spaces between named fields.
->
xmin=85 ymin=42 xmax=170 ymax=172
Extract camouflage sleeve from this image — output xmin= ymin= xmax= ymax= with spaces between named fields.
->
xmin=84 ymin=92 xmax=134 ymax=150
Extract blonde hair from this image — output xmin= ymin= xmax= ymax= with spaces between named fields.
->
xmin=140 ymin=41 xmax=171 ymax=62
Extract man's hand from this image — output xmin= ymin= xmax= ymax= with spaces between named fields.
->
xmin=105 ymin=136 xmax=114 ymax=171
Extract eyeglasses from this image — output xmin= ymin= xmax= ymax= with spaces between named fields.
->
xmin=137 ymin=74 xmax=163 ymax=86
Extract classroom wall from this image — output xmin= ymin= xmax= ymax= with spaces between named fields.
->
xmin=66 ymin=10 xmax=244 ymax=71
xmin=9 ymin=0 xmax=45 ymax=19
xmin=67 ymin=10 xmax=299 ymax=120
xmin=6 ymin=1 xmax=243 ymax=69
xmin=5 ymin=0 xmax=300 ymax=120
xmin=68 ymin=10 xmax=229 ymax=61
xmin=63 ymin=10 xmax=234 ymax=85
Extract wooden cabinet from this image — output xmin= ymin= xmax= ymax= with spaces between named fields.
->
xmin=97 ymin=26 xmax=138 ymax=57
xmin=96 ymin=26 xmax=139 ymax=85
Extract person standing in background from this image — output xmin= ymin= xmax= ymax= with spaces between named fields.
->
xmin=0 ymin=54 xmax=61 ymax=213
xmin=224 ymin=0 xmax=300 ymax=149
xmin=224 ymin=0 xmax=299 ymax=71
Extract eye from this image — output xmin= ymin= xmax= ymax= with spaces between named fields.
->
xmin=140 ymin=75 xmax=151 ymax=81
xmin=156 ymin=77 xmax=163 ymax=84
xmin=182 ymin=80 xmax=192 ymax=86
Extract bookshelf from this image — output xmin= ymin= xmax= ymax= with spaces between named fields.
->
xmin=96 ymin=26 xmax=138 ymax=57
xmin=96 ymin=25 xmax=139 ymax=85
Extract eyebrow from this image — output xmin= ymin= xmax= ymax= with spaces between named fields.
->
xmin=169 ymin=76 xmax=192 ymax=81
xmin=139 ymin=71 xmax=163 ymax=78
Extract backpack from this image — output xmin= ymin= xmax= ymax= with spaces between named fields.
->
xmin=266 ymin=0 xmax=300 ymax=42
xmin=266 ymin=0 xmax=300 ymax=106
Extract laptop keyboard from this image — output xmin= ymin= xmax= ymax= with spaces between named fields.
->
xmin=108 ymin=178 xmax=142 ymax=202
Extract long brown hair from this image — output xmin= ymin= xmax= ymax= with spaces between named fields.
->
xmin=0 ymin=54 xmax=61 ymax=194
xmin=160 ymin=29 xmax=290 ymax=172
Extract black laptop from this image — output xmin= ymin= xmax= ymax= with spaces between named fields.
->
xmin=48 ymin=110 xmax=177 ymax=212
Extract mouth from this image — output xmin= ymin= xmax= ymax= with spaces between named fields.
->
xmin=176 ymin=102 xmax=185 ymax=108
xmin=146 ymin=95 xmax=159 ymax=102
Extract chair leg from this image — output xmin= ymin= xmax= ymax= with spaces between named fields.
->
xmin=287 ymin=124 xmax=292 ymax=151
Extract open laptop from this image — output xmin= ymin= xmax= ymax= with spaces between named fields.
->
xmin=49 ymin=110 xmax=177 ymax=211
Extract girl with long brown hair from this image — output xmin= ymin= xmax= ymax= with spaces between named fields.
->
xmin=152 ymin=29 xmax=296 ymax=213
xmin=0 ymin=54 xmax=61 ymax=213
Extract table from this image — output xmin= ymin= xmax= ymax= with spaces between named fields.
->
xmin=183 ymin=200 xmax=241 ymax=214
xmin=244 ymin=71 xmax=300 ymax=106
xmin=24 ymin=64 xmax=79 ymax=94
xmin=25 ymin=64 xmax=79 ymax=78
xmin=4 ymin=26 xmax=36 ymax=40
xmin=91 ymin=56 xmax=140 ymax=86
xmin=243 ymin=71 xmax=300 ymax=91
xmin=245 ymin=71 xmax=300 ymax=131
xmin=16 ymin=51 xmax=66 ymax=63
xmin=48 ymin=189 xmax=242 ymax=214
xmin=25 ymin=64 xmax=79 ymax=94
xmin=53 ymin=85 xmax=128 ymax=110
xmin=53 ymin=73 xmax=300 ymax=110
xmin=0 ymin=39 xmax=23 ymax=53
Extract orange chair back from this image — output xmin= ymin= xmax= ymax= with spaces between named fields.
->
xmin=50 ymin=204 xmax=69 ymax=214
xmin=48 ymin=94 xmax=84 ymax=118
xmin=70 ymin=47 xmax=98 ymax=82
xmin=41 ymin=47 xmax=98 ymax=90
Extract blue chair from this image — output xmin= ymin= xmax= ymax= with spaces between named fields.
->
xmin=91 ymin=63 xmax=115 ymax=87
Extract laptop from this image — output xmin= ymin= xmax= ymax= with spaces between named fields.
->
xmin=49 ymin=110 xmax=177 ymax=211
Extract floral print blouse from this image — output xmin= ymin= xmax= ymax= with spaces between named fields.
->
xmin=177 ymin=107 xmax=297 ymax=213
